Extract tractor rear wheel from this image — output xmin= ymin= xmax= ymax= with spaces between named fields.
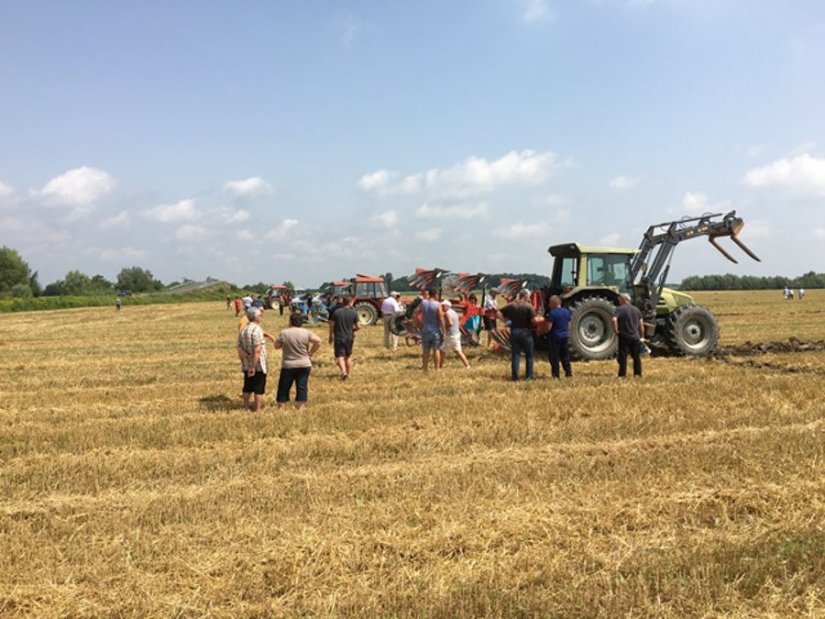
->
xmin=666 ymin=304 xmax=719 ymax=356
xmin=568 ymin=296 xmax=618 ymax=360
xmin=354 ymin=302 xmax=379 ymax=326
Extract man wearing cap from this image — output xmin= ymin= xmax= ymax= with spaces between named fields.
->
xmin=612 ymin=293 xmax=645 ymax=377
xmin=237 ymin=307 xmax=271 ymax=411
xmin=499 ymin=289 xmax=541 ymax=381
xmin=440 ymin=300 xmax=471 ymax=369
xmin=381 ymin=291 xmax=401 ymax=351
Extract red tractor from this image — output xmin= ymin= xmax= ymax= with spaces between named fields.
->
xmin=326 ymin=274 xmax=389 ymax=325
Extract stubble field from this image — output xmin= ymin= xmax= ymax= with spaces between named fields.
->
xmin=1 ymin=290 xmax=823 ymax=617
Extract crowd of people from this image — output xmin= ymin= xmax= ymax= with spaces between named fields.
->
xmin=234 ymin=288 xmax=650 ymax=411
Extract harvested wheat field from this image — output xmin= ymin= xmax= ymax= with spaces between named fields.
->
xmin=1 ymin=290 xmax=823 ymax=617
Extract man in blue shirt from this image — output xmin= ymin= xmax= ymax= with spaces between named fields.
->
xmin=545 ymin=295 xmax=573 ymax=379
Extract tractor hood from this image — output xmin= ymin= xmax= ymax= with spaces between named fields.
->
xmin=657 ymin=286 xmax=695 ymax=310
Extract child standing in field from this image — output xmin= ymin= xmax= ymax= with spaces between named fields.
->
xmin=274 ymin=312 xmax=321 ymax=409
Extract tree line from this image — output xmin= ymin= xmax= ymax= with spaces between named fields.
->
xmin=679 ymin=271 xmax=825 ymax=291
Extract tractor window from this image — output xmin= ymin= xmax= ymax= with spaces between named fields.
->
xmin=355 ymin=282 xmax=371 ymax=297
xmin=554 ymin=257 xmax=577 ymax=287
xmin=587 ymin=254 xmax=631 ymax=290
xmin=376 ymin=281 xmax=388 ymax=297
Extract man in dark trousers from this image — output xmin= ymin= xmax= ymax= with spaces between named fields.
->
xmin=545 ymin=294 xmax=572 ymax=379
xmin=612 ymin=293 xmax=645 ymax=377
xmin=328 ymin=295 xmax=360 ymax=380
xmin=499 ymin=288 xmax=541 ymax=381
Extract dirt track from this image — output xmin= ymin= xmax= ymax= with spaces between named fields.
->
xmin=713 ymin=337 xmax=825 ymax=357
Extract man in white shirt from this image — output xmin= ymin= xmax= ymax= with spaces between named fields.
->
xmin=381 ymin=291 xmax=401 ymax=350
xmin=440 ymin=300 xmax=471 ymax=369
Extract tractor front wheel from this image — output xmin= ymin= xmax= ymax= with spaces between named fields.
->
xmin=568 ymin=296 xmax=618 ymax=360
xmin=666 ymin=304 xmax=719 ymax=356
xmin=354 ymin=302 xmax=379 ymax=326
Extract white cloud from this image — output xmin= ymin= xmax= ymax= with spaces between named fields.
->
xmin=415 ymin=202 xmax=489 ymax=220
xmin=39 ymin=166 xmax=115 ymax=216
xmin=99 ymin=211 xmax=131 ymax=230
xmin=358 ymin=149 xmax=559 ymax=199
xmin=266 ymin=218 xmax=299 ymax=239
xmin=223 ymin=177 xmax=271 ymax=197
xmin=744 ymin=220 xmax=771 ymax=239
xmin=175 ymin=224 xmax=207 ymax=241
xmin=599 ymin=232 xmax=621 ymax=245
xmin=0 ymin=180 xmax=14 ymax=198
xmin=216 ymin=207 xmax=250 ymax=224
xmin=99 ymin=246 xmax=145 ymax=261
xmin=369 ymin=210 xmax=399 ymax=229
xmin=742 ymin=153 xmax=825 ymax=196
xmin=522 ymin=0 xmax=551 ymax=22
xmin=144 ymin=199 xmax=201 ymax=223
xmin=682 ymin=191 xmax=709 ymax=214
xmin=416 ymin=227 xmax=443 ymax=242
xmin=814 ymin=227 xmax=825 ymax=239
xmin=745 ymin=144 xmax=766 ymax=157
xmin=494 ymin=222 xmax=548 ymax=240
xmin=356 ymin=169 xmax=393 ymax=193
xmin=609 ymin=175 xmax=639 ymax=190
xmin=236 ymin=229 xmax=254 ymax=242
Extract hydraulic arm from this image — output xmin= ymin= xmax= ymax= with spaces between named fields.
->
xmin=630 ymin=210 xmax=761 ymax=311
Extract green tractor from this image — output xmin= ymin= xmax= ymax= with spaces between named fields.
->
xmin=545 ymin=211 xmax=760 ymax=360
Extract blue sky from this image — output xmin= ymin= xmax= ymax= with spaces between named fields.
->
xmin=1 ymin=0 xmax=824 ymax=287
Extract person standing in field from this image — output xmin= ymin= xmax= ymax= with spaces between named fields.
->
xmin=237 ymin=307 xmax=270 ymax=411
xmin=329 ymin=295 xmax=360 ymax=380
xmin=545 ymin=294 xmax=572 ymax=379
xmin=233 ymin=296 xmax=243 ymax=317
xmin=414 ymin=287 xmax=445 ymax=371
xmin=482 ymin=288 xmax=499 ymax=349
xmin=381 ymin=291 xmax=401 ymax=351
xmin=440 ymin=300 xmax=471 ymax=369
xmin=274 ymin=312 xmax=322 ymax=409
xmin=115 ymin=297 xmax=122 ymax=311
xmin=226 ymin=295 xmax=231 ymax=310
xmin=612 ymin=293 xmax=645 ymax=378
xmin=799 ymin=288 xmax=806 ymax=300
xmin=499 ymin=288 xmax=540 ymax=381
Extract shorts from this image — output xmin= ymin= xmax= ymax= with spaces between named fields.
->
xmin=483 ymin=316 xmax=497 ymax=331
xmin=242 ymin=370 xmax=267 ymax=395
xmin=334 ymin=339 xmax=354 ymax=358
xmin=422 ymin=330 xmax=443 ymax=351
xmin=441 ymin=333 xmax=462 ymax=353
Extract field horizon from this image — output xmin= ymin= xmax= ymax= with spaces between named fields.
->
xmin=1 ymin=290 xmax=823 ymax=617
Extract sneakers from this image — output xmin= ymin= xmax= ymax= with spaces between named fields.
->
xmin=340 ymin=371 xmax=348 ymax=381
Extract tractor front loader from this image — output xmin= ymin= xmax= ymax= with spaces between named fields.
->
xmin=545 ymin=210 xmax=760 ymax=360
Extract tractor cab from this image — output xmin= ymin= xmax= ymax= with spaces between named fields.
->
xmin=549 ymin=243 xmax=637 ymax=298
xmin=353 ymin=274 xmax=388 ymax=300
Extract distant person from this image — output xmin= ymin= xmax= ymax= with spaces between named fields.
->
xmin=612 ymin=293 xmax=645 ymax=378
xmin=226 ymin=295 xmax=231 ymax=310
xmin=242 ymin=294 xmax=253 ymax=309
xmin=499 ymin=288 xmax=541 ymax=381
xmin=233 ymin=296 xmax=242 ymax=317
xmin=799 ymin=288 xmax=806 ymax=300
xmin=381 ymin=291 xmax=401 ymax=351
xmin=329 ymin=295 xmax=360 ymax=380
xmin=789 ymin=288 xmax=795 ymax=300
xmin=274 ymin=312 xmax=322 ymax=409
xmin=440 ymin=300 xmax=471 ymax=369
xmin=115 ymin=297 xmax=122 ymax=312
xmin=414 ymin=288 xmax=445 ymax=371
xmin=545 ymin=295 xmax=572 ymax=379
xmin=483 ymin=289 xmax=499 ymax=349
xmin=237 ymin=307 xmax=271 ymax=411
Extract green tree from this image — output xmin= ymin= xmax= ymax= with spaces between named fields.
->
xmin=0 ymin=246 xmax=34 ymax=296
xmin=283 ymin=281 xmax=296 ymax=294
xmin=116 ymin=266 xmax=163 ymax=292
xmin=61 ymin=270 xmax=93 ymax=295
